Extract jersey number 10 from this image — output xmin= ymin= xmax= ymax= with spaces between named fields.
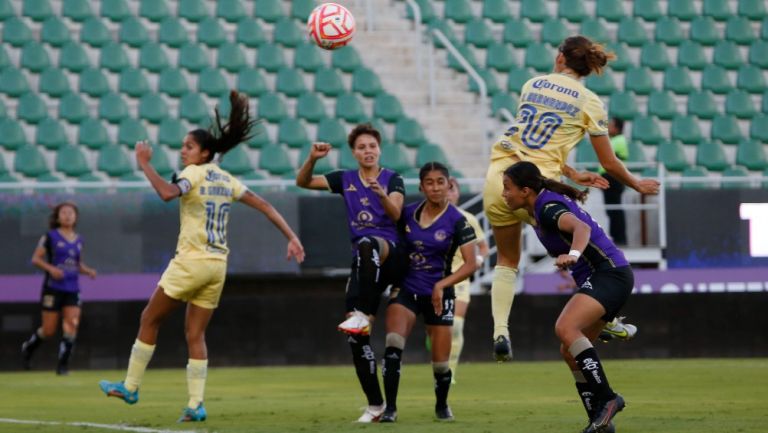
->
xmin=205 ymin=202 xmax=231 ymax=245
xmin=518 ymin=104 xmax=564 ymax=149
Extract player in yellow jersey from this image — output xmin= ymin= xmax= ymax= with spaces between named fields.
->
xmin=99 ymin=91 xmax=305 ymax=422
xmin=484 ymin=36 xmax=660 ymax=363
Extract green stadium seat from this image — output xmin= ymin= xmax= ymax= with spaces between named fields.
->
xmin=62 ymin=0 xmax=93 ymax=22
xmin=138 ymin=93 xmax=169 ymax=124
xmin=149 ymin=145 xmax=174 ymax=177
xmin=429 ymin=18 xmax=460 ymax=48
xmin=316 ymin=118 xmax=346 ymax=148
xmin=118 ymin=118 xmax=149 ymax=147
xmin=677 ymin=41 xmax=707 ymax=71
xmin=101 ymin=0 xmax=130 ymax=22
xmin=507 ymin=67 xmax=534 ymax=93
xmin=158 ymin=17 xmax=188 ymax=48
xmin=314 ymin=66 xmax=345 ymax=96
xmin=736 ymin=138 xmax=768 ymax=170
xmin=58 ymin=93 xmax=90 ymax=124
xmin=703 ymin=0 xmax=732 ymax=21
xmin=726 ymin=16 xmax=757 ymax=44
xmin=296 ymin=92 xmax=326 ymax=123
xmin=763 ymin=89 xmax=768 ymax=113
xmin=158 ymin=118 xmax=187 ymax=149
xmin=59 ymin=42 xmax=91 ymax=72
xmin=701 ymin=65 xmax=734 ymax=94
xmin=291 ymin=0 xmax=315 ymax=20
xmin=671 ymin=115 xmax=703 ymax=144
xmin=55 ymin=145 xmax=91 ymax=177
xmin=258 ymin=92 xmax=288 ymax=123
xmin=669 ymin=0 xmax=696 ymax=21
xmin=78 ymin=118 xmax=110 ymax=149
xmin=633 ymin=0 xmax=662 ymax=21
xmin=585 ymin=71 xmax=616 ymax=96
xmin=595 ymin=0 xmax=624 ymax=22
xmin=274 ymin=17 xmax=304 ymax=47
xmin=39 ymin=67 xmax=71 ymax=97
xmin=617 ymin=17 xmax=649 ymax=47
xmin=740 ymin=0 xmax=767 ymax=20
xmin=406 ymin=0 xmax=436 ymax=23
xmin=294 ymin=43 xmax=325 ymax=72
xmin=606 ymin=42 xmax=633 ymax=71
xmin=416 ymin=143 xmax=450 ymax=167
xmin=278 ymin=117 xmax=310 ymax=148
xmin=79 ymin=67 xmax=111 ymax=97
xmin=217 ymin=0 xmax=246 ymax=23
xmin=41 ymin=16 xmax=71 ymax=47
xmin=17 ymin=92 xmax=48 ymax=124
xmin=100 ymin=42 xmax=130 ymax=72
xmin=0 ymin=0 xmax=12 ymax=21
xmin=579 ymin=18 xmax=611 ymax=44
xmin=503 ymin=19 xmax=535 ymax=47
xmin=641 ymin=42 xmax=671 ymax=71
xmin=696 ymin=141 xmax=729 ymax=171
xmin=558 ymin=0 xmax=587 ymax=22
xmin=626 ymin=139 xmax=647 ymax=166
xmin=335 ymin=93 xmax=367 ymax=123
xmin=714 ymin=41 xmax=743 ymax=70
xmin=465 ymin=18 xmax=495 ymax=48
xmin=491 ymin=93 xmax=518 ymax=117
xmin=276 ymin=66 xmax=307 ymax=97
xmin=680 ymin=166 xmax=712 ymax=189
xmin=120 ymin=16 xmax=150 ymax=48
xmin=178 ymin=0 xmax=208 ymax=22
xmin=525 ymin=43 xmax=554 ymax=72
xmin=259 ymin=143 xmax=294 ymax=174
xmin=36 ymin=117 xmax=69 ymax=149
xmin=254 ymin=0 xmax=284 ymax=23
xmin=737 ymin=64 xmax=767 ymax=94
xmin=485 ymin=42 xmax=517 ymax=72
xmin=98 ymin=144 xmax=133 ymax=177
xmin=0 ymin=45 xmax=9 ymax=70
xmin=81 ymin=17 xmax=112 ymax=47
xmin=352 ymin=67 xmax=383 ymax=97
xmin=608 ymin=91 xmax=639 ymax=119
xmin=179 ymin=93 xmax=210 ymax=124
xmin=664 ymin=66 xmax=695 ymax=94
xmin=219 ymin=145 xmax=253 ymax=175
xmin=395 ymin=118 xmax=427 ymax=147
xmin=178 ymin=43 xmax=210 ymax=72
xmin=298 ymin=143 xmax=335 ymax=173
xmin=119 ymin=68 xmax=150 ymax=97
xmin=521 ymin=0 xmax=550 ymax=22
xmin=655 ymin=17 xmax=685 ymax=46
xmin=3 ymin=17 xmax=33 ymax=47
xmin=373 ymin=93 xmax=405 ymax=123
xmin=482 ymin=0 xmax=511 ymax=22
xmin=139 ymin=43 xmax=170 ymax=72
xmin=338 ymin=145 xmax=358 ymax=170
xmin=690 ymin=16 xmax=720 ymax=46
xmin=624 ymin=66 xmax=655 ymax=95
xmin=749 ymin=40 xmax=768 ymax=69
xmin=381 ymin=143 xmax=413 ymax=172
xmin=99 ymin=93 xmax=130 ymax=124
xmin=630 ymin=116 xmax=664 ymax=145
xmin=138 ymin=0 xmax=168 ymax=22
xmin=20 ymin=42 xmax=51 ymax=72
xmin=236 ymin=68 xmax=268 ymax=96
xmin=447 ymin=43 xmax=479 ymax=71
xmin=711 ymin=115 xmax=743 ymax=144
xmin=725 ymin=90 xmax=758 ymax=118
xmin=332 ymin=45 xmax=362 ymax=73
xmin=444 ymin=0 xmax=473 ymax=23
xmin=158 ymin=68 xmax=190 ymax=97
xmin=257 ymin=43 xmax=286 ymax=73
xmin=687 ymin=91 xmax=720 ymax=119
xmin=23 ymin=0 xmax=52 ymax=21
xmin=234 ymin=18 xmax=266 ymax=47
xmin=368 ymin=118 xmax=390 ymax=142
xmin=656 ymin=140 xmax=689 ymax=171
xmin=540 ymin=18 xmax=570 ymax=46
xmin=721 ymin=165 xmax=752 ymax=189
xmin=574 ymin=138 xmax=598 ymax=167
xmin=469 ymin=69 xmax=501 ymax=95
xmin=750 ymin=114 xmax=768 ymax=141
xmin=0 ymin=119 xmax=28 ymax=150
xmin=197 ymin=17 xmax=227 ymax=47
xmin=15 ymin=144 xmax=51 ymax=177
xmin=246 ymin=121 xmax=272 ymax=148
xmin=217 ymin=42 xmax=247 ymax=72
xmin=0 ymin=99 xmax=4 ymax=118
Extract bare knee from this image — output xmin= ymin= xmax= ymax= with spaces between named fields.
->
xmin=554 ymin=319 xmax=577 ymax=345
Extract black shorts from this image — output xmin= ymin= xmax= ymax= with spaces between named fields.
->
xmin=388 ymin=286 xmax=455 ymax=326
xmin=41 ymin=287 xmax=82 ymax=311
xmin=576 ymin=266 xmax=633 ymax=322
xmin=344 ymin=238 xmax=408 ymax=315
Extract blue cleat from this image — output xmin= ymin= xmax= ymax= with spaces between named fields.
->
xmin=99 ymin=380 xmax=139 ymax=405
xmin=178 ymin=403 xmax=207 ymax=422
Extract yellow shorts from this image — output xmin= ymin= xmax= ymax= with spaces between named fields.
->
xmin=159 ymin=257 xmax=227 ymax=309
xmin=482 ymin=158 xmax=536 ymax=227
xmin=454 ymin=280 xmax=471 ymax=304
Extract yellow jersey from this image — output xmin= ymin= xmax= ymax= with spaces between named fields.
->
xmin=490 ymin=73 xmax=609 ymax=179
xmin=451 ymin=208 xmax=485 ymax=272
xmin=174 ymin=163 xmax=247 ymax=260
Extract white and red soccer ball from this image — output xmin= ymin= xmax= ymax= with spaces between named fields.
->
xmin=307 ymin=3 xmax=356 ymax=50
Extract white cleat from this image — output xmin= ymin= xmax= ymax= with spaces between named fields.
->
xmin=357 ymin=404 xmax=385 ymax=423
xmin=338 ymin=311 xmax=371 ymax=336
xmin=599 ymin=316 xmax=638 ymax=342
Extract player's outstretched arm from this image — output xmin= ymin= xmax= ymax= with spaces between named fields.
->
xmin=590 ymin=135 xmax=660 ymax=195
xmin=296 ymin=143 xmax=331 ymax=190
xmin=239 ymin=191 xmax=305 ymax=263
xmin=562 ymin=164 xmax=609 ymax=189
xmin=135 ymin=141 xmax=181 ymax=202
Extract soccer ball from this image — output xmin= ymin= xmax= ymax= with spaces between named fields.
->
xmin=307 ymin=3 xmax=356 ymax=50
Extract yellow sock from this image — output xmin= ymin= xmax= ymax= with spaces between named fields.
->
xmin=491 ymin=266 xmax=518 ymax=339
xmin=124 ymin=339 xmax=155 ymax=392
xmin=187 ymin=358 xmax=208 ymax=409
xmin=449 ymin=316 xmax=465 ymax=377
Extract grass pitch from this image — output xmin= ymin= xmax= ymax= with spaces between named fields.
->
xmin=1 ymin=359 xmax=766 ymax=433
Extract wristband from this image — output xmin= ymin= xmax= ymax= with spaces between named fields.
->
xmin=568 ymin=249 xmax=581 ymax=259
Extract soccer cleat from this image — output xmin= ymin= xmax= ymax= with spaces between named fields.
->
xmin=98 ymin=380 xmax=139 ymax=405
xmin=56 ymin=364 xmax=69 ymax=376
xmin=379 ymin=408 xmax=397 ymax=423
xmin=493 ymin=335 xmax=513 ymax=362
xmin=356 ymin=404 xmax=385 ymax=423
xmin=583 ymin=394 xmax=625 ymax=433
xmin=435 ymin=406 xmax=454 ymax=421
xmin=337 ymin=311 xmax=371 ymax=336
xmin=178 ymin=403 xmax=207 ymax=422
xmin=599 ymin=317 xmax=638 ymax=342
xmin=582 ymin=421 xmax=615 ymax=433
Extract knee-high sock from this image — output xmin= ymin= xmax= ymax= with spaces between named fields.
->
xmin=449 ymin=317 xmax=465 ymax=377
xmin=22 ymin=327 xmax=45 ymax=356
xmin=433 ymin=362 xmax=452 ymax=410
xmin=57 ymin=333 xmax=76 ymax=368
xmin=186 ymin=358 xmax=208 ymax=409
xmin=569 ymin=337 xmax=615 ymax=401
xmin=348 ymin=335 xmax=383 ymax=406
xmin=382 ymin=346 xmax=403 ymax=411
xmin=124 ymin=339 xmax=156 ymax=392
xmin=491 ymin=266 xmax=518 ymax=339
xmin=573 ymin=370 xmax=596 ymax=420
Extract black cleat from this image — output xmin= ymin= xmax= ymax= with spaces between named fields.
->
xmin=379 ymin=408 xmax=397 ymax=423
xmin=435 ymin=406 xmax=454 ymax=421
xmin=493 ymin=335 xmax=513 ymax=362
xmin=583 ymin=394 xmax=625 ymax=433
xmin=582 ymin=421 xmax=615 ymax=433
xmin=56 ymin=364 xmax=69 ymax=376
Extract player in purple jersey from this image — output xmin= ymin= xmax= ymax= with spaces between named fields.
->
xmin=296 ymin=123 xmax=407 ymax=422
xmin=502 ymin=161 xmax=632 ymax=433
xmin=21 ymin=202 xmax=97 ymax=375
xmin=379 ymin=162 xmax=478 ymax=423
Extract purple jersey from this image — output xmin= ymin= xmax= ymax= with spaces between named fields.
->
xmin=533 ymin=190 xmax=629 ymax=286
xmin=401 ymin=202 xmax=476 ymax=296
xmin=41 ymin=229 xmax=83 ymax=293
xmin=325 ymin=169 xmax=405 ymax=244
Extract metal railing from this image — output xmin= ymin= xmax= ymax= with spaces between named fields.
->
xmin=403 ymin=0 xmax=424 ymax=79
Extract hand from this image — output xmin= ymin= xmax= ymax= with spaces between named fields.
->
xmin=366 ymin=178 xmax=386 ymax=198
xmin=286 ymin=237 xmax=305 ymax=263
xmin=431 ymin=284 xmax=445 ymax=316
xmin=555 ymin=254 xmax=578 ymax=271
xmin=135 ymin=140 xmax=153 ymax=167
xmin=86 ymin=268 xmax=98 ymax=279
xmin=635 ymin=178 xmax=660 ymax=195
xmin=309 ymin=143 xmax=331 ymax=161
xmin=571 ymin=171 xmax=610 ymax=190
xmin=49 ymin=267 xmax=64 ymax=280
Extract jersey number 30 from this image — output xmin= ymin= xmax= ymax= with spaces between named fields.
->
xmin=518 ymin=104 xmax=563 ymax=149
xmin=205 ymin=202 xmax=230 ymax=245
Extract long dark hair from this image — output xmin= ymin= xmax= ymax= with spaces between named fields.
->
xmin=559 ymin=35 xmax=615 ymax=77
xmin=189 ymin=90 xmax=256 ymax=162
xmin=503 ymin=161 xmax=588 ymax=203
xmin=418 ymin=161 xmax=450 ymax=182
xmin=49 ymin=202 xmax=79 ymax=229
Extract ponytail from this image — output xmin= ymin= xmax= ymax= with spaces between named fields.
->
xmin=503 ymin=161 xmax=588 ymax=203
xmin=559 ymin=35 xmax=616 ymax=77
xmin=190 ymin=90 xmax=257 ymax=162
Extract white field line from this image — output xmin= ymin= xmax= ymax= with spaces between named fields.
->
xmin=0 ymin=417 xmax=198 ymax=433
